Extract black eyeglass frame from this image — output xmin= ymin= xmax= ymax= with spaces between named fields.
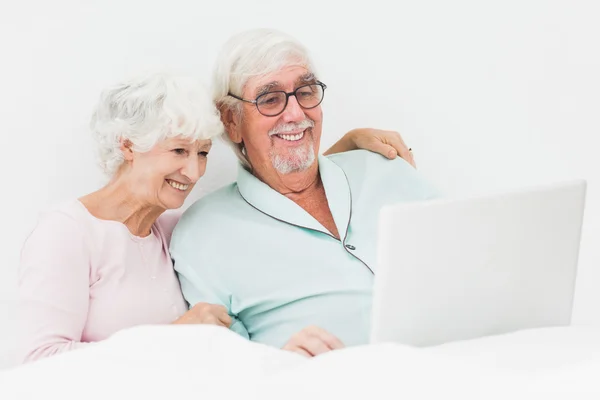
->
xmin=227 ymin=81 xmax=327 ymax=117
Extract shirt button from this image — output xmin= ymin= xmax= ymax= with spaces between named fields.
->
xmin=345 ymin=244 xmax=356 ymax=250
xmin=151 ymin=276 xmax=156 ymax=280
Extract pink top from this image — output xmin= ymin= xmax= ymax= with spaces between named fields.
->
xmin=17 ymin=200 xmax=188 ymax=363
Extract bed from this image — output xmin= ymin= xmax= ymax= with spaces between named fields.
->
xmin=2 ymin=324 xmax=599 ymax=399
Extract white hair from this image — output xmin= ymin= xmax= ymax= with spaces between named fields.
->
xmin=211 ymin=29 xmax=318 ymax=169
xmin=90 ymin=71 xmax=223 ymax=177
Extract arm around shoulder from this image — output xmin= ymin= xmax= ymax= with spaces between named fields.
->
xmin=330 ymin=149 xmax=444 ymax=200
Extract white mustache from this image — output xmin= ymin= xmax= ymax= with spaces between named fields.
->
xmin=268 ymin=119 xmax=315 ymax=136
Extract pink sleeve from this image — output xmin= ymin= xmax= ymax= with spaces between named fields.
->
xmin=17 ymin=211 xmax=93 ymax=363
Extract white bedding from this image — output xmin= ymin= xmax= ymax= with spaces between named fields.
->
xmin=2 ymin=325 xmax=600 ymax=399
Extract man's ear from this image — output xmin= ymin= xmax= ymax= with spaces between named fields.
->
xmin=219 ymin=104 xmax=243 ymax=144
xmin=119 ymin=139 xmax=135 ymax=161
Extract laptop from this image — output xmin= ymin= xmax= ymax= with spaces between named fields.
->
xmin=370 ymin=179 xmax=587 ymax=347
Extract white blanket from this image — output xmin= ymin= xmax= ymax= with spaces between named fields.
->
xmin=2 ymin=325 xmax=600 ymax=399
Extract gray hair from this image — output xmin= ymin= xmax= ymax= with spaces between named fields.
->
xmin=90 ymin=71 xmax=223 ymax=177
xmin=211 ymin=29 xmax=317 ymax=169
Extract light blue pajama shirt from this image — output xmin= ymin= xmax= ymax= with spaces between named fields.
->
xmin=170 ymin=150 xmax=440 ymax=348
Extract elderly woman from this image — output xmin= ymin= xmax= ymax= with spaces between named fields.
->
xmin=17 ymin=72 xmax=415 ymax=363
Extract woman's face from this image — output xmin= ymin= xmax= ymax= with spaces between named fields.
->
xmin=125 ymin=136 xmax=212 ymax=210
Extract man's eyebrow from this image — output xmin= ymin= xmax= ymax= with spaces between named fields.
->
xmin=256 ymin=81 xmax=280 ymax=97
xmin=296 ymin=72 xmax=317 ymax=85
xmin=255 ymin=73 xmax=316 ymax=96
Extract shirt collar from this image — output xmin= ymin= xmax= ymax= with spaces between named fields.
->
xmin=236 ymin=155 xmax=352 ymax=239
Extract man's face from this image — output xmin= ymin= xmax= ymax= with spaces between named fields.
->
xmin=231 ymin=66 xmax=323 ymax=178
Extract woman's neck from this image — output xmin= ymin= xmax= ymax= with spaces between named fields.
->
xmin=79 ymin=178 xmax=165 ymax=237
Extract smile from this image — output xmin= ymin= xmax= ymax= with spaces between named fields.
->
xmin=166 ymin=179 xmax=189 ymax=191
xmin=275 ymin=131 xmax=305 ymax=141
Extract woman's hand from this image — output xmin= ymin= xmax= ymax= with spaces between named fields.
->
xmin=324 ymin=128 xmax=416 ymax=168
xmin=172 ymin=302 xmax=232 ymax=327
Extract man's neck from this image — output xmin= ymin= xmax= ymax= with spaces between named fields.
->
xmin=254 ymin=163 xmax=340 ymax=239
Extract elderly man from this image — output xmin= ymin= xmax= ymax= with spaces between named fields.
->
xmin=170 ymin=29 xmax=440 ymax=356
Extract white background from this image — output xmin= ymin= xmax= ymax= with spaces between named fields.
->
xmin=0 ymin=0 xmax=598 ymax=369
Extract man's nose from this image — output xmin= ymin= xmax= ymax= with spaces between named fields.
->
xmin=280 ymin=95 xmax=305 ymax=123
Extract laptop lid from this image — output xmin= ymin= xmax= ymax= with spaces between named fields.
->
xmin=371 ymin=179 xmax=587 ymax=346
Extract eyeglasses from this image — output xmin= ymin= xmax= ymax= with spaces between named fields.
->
xmin=228 ymin=81 xmax=327 ymax=117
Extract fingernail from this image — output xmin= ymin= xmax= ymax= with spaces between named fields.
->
xmin=389 ymin=150 xmax=397 ymax=158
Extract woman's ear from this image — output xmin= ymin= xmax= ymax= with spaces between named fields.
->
xmin=119 ymin=139 xmax=135 ymax=161
xmin=219 ymin=104 xmax=243 ymax=144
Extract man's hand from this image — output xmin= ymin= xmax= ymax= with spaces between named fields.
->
xmin=172 ymin=302 xmax=232 ymax=327
xmin=282 ymin=326 xmax=345 ymax=357
xmin=324 ymin=128 xmax=416 ymax=168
